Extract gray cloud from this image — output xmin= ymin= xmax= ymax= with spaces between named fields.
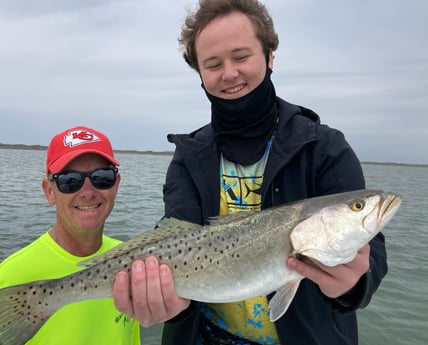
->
xmin=0 ymin=0 xmax=427 ymax=164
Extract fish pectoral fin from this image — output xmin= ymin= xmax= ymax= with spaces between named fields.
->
xmin=268 ymin=279 xmax=301 ymax=322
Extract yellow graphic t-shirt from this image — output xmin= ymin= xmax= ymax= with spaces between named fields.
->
xmin=201 ymin=141 xmax=280 ymax=345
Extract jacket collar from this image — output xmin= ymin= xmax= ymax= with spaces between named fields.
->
xmin=167 ymin=97 xmax=320 ymax=158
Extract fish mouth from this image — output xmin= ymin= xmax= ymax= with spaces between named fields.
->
xmin=377 ymin=193 xmax=402 ymax=227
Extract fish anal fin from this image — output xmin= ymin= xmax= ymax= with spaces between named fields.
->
xmin=268 ymin=278 xmax=302 ymax=322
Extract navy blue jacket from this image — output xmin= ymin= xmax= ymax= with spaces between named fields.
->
xmin=161 ymin=98 xmax=387 ymax=345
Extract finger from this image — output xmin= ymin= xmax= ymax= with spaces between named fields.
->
xmin=309 ymin=258 xmax=347 ymax=276
xmin=159 ymin=264 xmax=191 ymax=314
xmin=159 ymin=264 xmax=177 ymax=307
xmin=356 ymin=244 xmax=371 ymax=265
xmin=288 ymin=257 xmax=350 ymax=297
xmin=113 ymin=271 xmax=134 ymax=317
xmin=331 ymin=244 xmax=370 ymax=273
xmin=129 ymin=260 xmax=151 ymax=325
xmin=359 ymin=243 xmax=370 ymax=254
xmin=144 ymin=257 xmax=167 ymax=322
xmin=287 ymin=256 xmax=332 ymax=282
xmin=344 ymin=244 xmax=371 ymax=274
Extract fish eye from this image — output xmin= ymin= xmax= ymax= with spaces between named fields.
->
xmin=351 ymin=200 xmax=365 ymax=211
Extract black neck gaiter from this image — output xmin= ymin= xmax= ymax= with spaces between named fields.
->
xmin=205 ymin=68 xmax=278 ymax=165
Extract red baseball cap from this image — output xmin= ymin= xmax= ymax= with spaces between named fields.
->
xmin=46 ymin=126 xmax=120 ymax=176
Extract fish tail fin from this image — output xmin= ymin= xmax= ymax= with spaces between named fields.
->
xmin=0 ymin=283 xmax=57 ymax=345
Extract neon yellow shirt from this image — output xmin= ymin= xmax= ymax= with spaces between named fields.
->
xmin=201 ymin=148 xmax=280 ymax=344
xmin=0 ymin=231 xmax=140 ymax=345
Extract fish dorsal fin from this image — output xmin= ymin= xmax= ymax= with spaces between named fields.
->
xmin=78 ymin=217 xmax=201 ymax=268
xmin=207 ymin=210 xmax=263 ymax=227
xmin=269 ymin=277 xmax=302 ymax=322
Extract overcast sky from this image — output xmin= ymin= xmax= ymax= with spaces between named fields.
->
xmin=0 ymin=0 xmax=427 ymax=164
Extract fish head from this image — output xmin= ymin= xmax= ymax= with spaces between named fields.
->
xmin=290 ymin=190 xmax=402 ymax=266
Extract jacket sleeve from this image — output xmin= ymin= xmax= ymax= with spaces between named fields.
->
xmin=313 ymin=126 xmax=388 ymax=312
xmin=163 ymin=150 xmax=205 ymax=225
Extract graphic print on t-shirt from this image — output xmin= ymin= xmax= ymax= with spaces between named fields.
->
xmin=221 ymin=172 xmax=263 ymax=212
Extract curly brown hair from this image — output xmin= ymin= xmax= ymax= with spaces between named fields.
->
xmin=179 ymin=0 xmax=279 ymax=72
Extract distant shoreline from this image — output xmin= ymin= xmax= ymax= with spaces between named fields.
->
xmin=0 ymin=143 xmax=173 ymax=156
xmin=1 ymin=143 xmax=427 ymax=167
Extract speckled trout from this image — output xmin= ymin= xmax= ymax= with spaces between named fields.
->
xmin=0 ymin=189 xmax=401 ymax=345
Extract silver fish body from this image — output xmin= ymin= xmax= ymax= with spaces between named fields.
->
xmin=0 ymin=189 xmax=402 ymax=345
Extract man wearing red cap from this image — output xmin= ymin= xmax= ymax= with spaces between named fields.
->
xmin=0 ymin=126 xmax=140 ymax=344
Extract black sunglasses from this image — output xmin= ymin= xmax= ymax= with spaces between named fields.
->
xmin=48 ymin=166 xmax=118 ymax=194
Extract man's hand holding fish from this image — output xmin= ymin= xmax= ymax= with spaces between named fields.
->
xmin=113 ymin=257 xmax=190 ymax=327
xmin=287 ymin=243 xmax=371 ymax=299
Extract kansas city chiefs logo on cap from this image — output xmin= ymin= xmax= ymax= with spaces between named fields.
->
xmin=64 ymin=129 xmax=101 ymax=147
